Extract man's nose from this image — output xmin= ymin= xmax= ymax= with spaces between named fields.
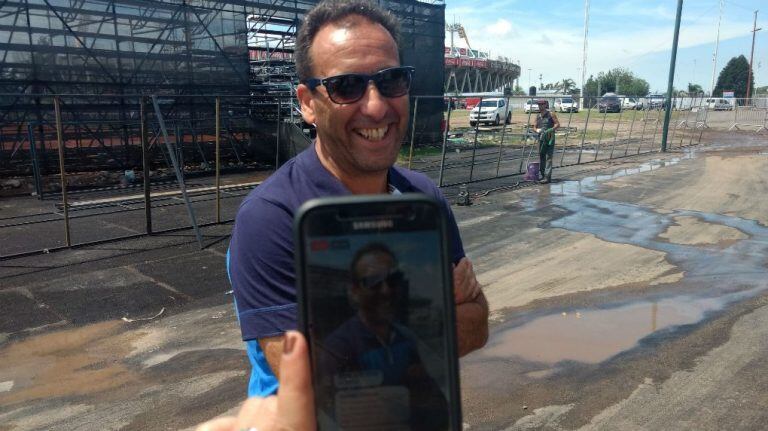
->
xmin=358 ymin=81 xmax=388 ymax=120
xmin=379 ymin=280 xmax=393 ymax=296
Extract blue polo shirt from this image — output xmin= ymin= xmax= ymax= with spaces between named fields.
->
xmin=228 ymin=143 xmax=465 ymax=396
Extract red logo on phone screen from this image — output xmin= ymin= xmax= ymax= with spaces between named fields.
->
xmin=310 ymin=240 xmax=329 ymax=251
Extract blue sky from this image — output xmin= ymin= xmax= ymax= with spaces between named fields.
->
xmin=444 ymin=0 xmax=766 ymax=94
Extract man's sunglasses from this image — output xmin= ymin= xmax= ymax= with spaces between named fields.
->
xmin=303 ymin=66 xmax=415 ymax=104
xmin=355 ymin=268 xmax=406 ymax=290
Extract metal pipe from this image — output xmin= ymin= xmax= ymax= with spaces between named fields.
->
xmin=594 ymin=106 xmax=608 ymax=161
xmin=637 ymin=108 xmax=650 ymax=154
xmin=689 ymin=98 xmax=702 ymax=147
xmin=519 ymin=108 xmax=535 ymax=173
xmin=438 ymin=97 xmax=453 ymax=187
xmin=609 ymin=101 xmax=624 ymax=158
xmin=151 ymin=95 xmax=204 ymax=248
xmin=650 ymin=108 xmax=662 ymax=152
xmin=215 ymin=96 xmax=221 ymax=224
xmin=559 ymin=106 xmax=575 ymax=166
xmin=275 ymin=98 xmax=281 ymax=169
xmin=669 ymin=98 xmax=681 ymax=149
xmin=468 ymin=97 xmax=483 ymax=181
xmin=577 ymin=105 xmax=592 ymax=164
xmin=661 ymin=0 xmax=684 ymax=152
xmin=140 ymin=96 xmax=152 ymax=234
xmin=27 ymin=123 xmax=43 ymax=199
xmin=175 ymin=123 xmax=184 ymax=182
xmin=54 ymin=96 xmax=71 ymax=247
xmin=0 ymin=218 xmax=236 ymax=262
xmin=408 ymin=97 xmax=419 ymax=169
xmin=625 ymin=106 xmax=638 ymax=156
xmin=495 ymin=96 xmax=510 ymax=177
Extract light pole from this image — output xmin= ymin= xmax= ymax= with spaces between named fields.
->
xmin=710 ymin=0 xmax=724 ymax=97
xmin=582 ymin=0 xmax=590 ymax=100
xmin=528 ymin=68 xmax=532 ymax=91
xmin=746 ymin=10 xmax=762 ymax=101
xmin=577 ymin=67 xmax=582 ymax=102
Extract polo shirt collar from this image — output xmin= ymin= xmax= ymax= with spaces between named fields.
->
xmin=300 ymin=142 xmax=415 ymax=195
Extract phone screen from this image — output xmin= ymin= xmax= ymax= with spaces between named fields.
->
xmin=298 ymin=198 xmax=458 ymax=431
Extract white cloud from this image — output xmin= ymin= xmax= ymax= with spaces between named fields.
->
xmin=442 ymin=0 xmax=763 ymax=89
xmin=487 ymin=18 xmax=512 ymax=36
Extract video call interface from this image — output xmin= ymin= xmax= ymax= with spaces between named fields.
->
xmin=305 ymin=230 xmax=453 ymax=431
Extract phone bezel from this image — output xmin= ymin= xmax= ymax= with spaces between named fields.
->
xmin=294 ymin=193 xmax=463 ymax=430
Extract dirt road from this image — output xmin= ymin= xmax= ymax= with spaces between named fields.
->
xmin=1 ymin=133 xmax=766 ymax=430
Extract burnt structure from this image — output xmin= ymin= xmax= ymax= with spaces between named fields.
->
xmin=1 ymin=0 xmax=446 ymax=179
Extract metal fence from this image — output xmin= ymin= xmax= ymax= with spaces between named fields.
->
xmin=0 ymin=93 xmax=308 ymax=258
xmin=400 ymin=95 xmax=716 ymax=187
xmin=1 ymin=93 xmax=762 ymax=259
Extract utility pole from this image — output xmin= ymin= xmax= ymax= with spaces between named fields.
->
xmin=539 ymin=73 xmax=543 ymax=89
xmin=528 ymin=68 xmax=532 ymax=90
xmin=691 ymin=59 xmax=695 ymax=86
xmin=746 ymin=10 xmax=762 ymax=101
xmin=710 ymin=0 xmax=724 ymax=97
xmin=662 ymin=0 xmax=684 ymax=153
xmin=581 ymin=0 xmax=590 ymax=102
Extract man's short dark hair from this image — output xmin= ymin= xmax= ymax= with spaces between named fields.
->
xmin=350 ymin=242 xmax=397 ymax=277
xmin=295 ymin=0 xmax=401 ymax=82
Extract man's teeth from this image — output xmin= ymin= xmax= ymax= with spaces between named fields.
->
xmin=357 ymin=126 xmax=388 ymax=141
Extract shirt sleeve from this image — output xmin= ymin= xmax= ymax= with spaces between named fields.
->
xmin=422 ymin=178 xmax=466 ymax=264
xmin=228 ymin=197 xmax=297 ymax=341
xmin=439 ymin=192 xmax=466 ymax=264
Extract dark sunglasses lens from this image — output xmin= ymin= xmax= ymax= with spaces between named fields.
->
xmin=326 ymin=74 xmax=367 ymax=103
xmin=376 ymin=68 xmax=411 ymax=97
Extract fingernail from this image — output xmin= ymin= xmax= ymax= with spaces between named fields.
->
xmin=283 ymin=331 xmax=297 ymax=355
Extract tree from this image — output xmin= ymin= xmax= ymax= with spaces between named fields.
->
xmin=583 ymin=68 xmax=649 ymax=97
xmin=687 ymin=83 xmax=704 ymax=95
xmin=713 ymin=55 xmax=753 ymax=98
xmin=561 ymin=78 xmax=576 ymax=94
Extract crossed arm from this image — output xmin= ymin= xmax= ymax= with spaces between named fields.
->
xmin=260 ymin=256 xmax=489 ymax=375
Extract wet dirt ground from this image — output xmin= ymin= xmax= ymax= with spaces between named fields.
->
xmin=1 ymin=131 xmax=767 ymax=430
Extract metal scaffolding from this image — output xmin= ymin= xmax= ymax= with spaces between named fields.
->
xmin=0 ymin=0 xmax=446 ymax=178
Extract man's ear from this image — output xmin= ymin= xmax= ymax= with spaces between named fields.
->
xmin=297 ymin=83 xmax=317 ymax=125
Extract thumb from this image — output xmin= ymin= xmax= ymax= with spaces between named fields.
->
xmin=276 ymin=330 xmax=316 ymax=430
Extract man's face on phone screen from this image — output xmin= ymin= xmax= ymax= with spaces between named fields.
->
xmin=351 ymin=250 xmax=404 ymax=324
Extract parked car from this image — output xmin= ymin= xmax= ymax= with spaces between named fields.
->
xmin=555 ymin=97 xmax=579 ymax=113
xmin=706 ymin=98 xmax=734 ymax=111
xmin=618 ymin=96 xmax=642 ymax=110
xmin=647 ymin=95 xmax=667 ymax=110
xmin=524 ymin=98 xmax=541 ymax=114
xmin=469 ymin=97 xmax=511 ymax=126
xmin=597 ymin=95 xmax=622 ymax=113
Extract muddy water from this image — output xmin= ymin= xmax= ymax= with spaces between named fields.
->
xmin=0 ymin=321 xmax=143 ymax=406
xmin=490 ymin=156 xmax=768 ymax=368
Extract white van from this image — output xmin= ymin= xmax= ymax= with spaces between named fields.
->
xmin=618 ymin=96 xmax=641 ymax=110
xmin=706 ymin=98 xmax=734 ymax=111
xmin=470 ymin=98 xmax=511 ymax=126
xmin=554 ymin=97 xmax=579 ymax=113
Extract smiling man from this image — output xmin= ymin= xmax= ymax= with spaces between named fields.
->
xmin=228 ymin=0 xmax=489 ymax=397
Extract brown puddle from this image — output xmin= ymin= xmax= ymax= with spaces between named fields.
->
xmin=481 ymin=293 xmax=742 ymax=365
xmin=0 ymin=321 xmax=144 ymax=406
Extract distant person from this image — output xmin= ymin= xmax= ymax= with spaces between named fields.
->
xmin=531 ymin=100 xmax=560 ymax=184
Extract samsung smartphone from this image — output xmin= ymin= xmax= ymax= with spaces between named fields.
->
xmin=295 ymin=194 xmax=462 ymax=431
